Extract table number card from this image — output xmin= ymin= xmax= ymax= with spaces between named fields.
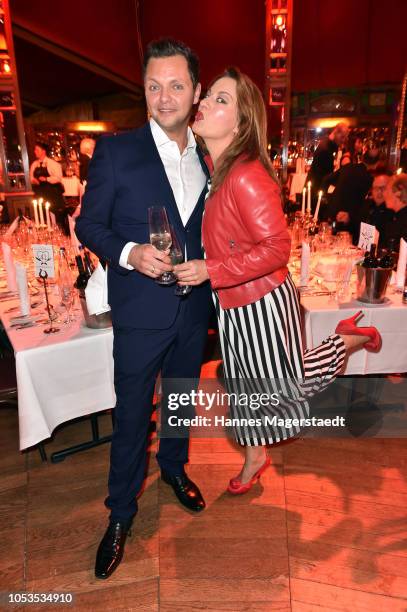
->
xmin=358 ymin=222 xmax=379 ymax=252
xmin=32 ymin=244 xmax=55 ymax=278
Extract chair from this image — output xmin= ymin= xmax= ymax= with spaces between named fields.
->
xmin=0 ymin=351 xmax=17 ymax=407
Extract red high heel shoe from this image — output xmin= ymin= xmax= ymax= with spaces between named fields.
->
xmin=335 ymin=310 xmax=381 ymax=352
xmin=227 ymin=456 xmax=271 ymax=495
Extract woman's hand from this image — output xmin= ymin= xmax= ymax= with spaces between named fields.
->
xmin=174 ymin=259 xmax=209 ymax=286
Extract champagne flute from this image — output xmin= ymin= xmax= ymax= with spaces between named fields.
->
xmin=169 ymin=227 xmax=192 ymax=296
xmin=60 ymin=284 xmax=76 ymax=324
xmin=148 ymin=206 xmax=176 ymax=285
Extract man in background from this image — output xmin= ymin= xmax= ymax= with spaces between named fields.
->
xmin=79 ymin=137 xmax=96 ymax=183
xmin=307 ymin=122 xmax=349 ymax=197
xmin=29 ymin=141 xmax=65 ymax=226
xmin=324 ymin=156 xmax=372 ymax=244
xmin=363 ymin=173 xmax=393 ymax=243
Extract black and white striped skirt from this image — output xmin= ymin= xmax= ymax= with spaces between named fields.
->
xmin=213 ymin=274 xmax=346 ymax=446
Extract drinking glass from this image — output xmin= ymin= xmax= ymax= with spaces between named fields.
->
xmin=170 ymin=227 xmax=192 ymax=296
xmin=335 ymin=231 xmax=353 ymax=253
xmin=148 ymin=206 xmax=175 ymax=285
xmin=60 ymin=284 xmax=76 ymax=324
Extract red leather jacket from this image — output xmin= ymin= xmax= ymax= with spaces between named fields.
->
xmin=202 ymin=157 xmax=290 ymax=309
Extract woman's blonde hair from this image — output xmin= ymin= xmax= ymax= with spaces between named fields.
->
xmin=207 ymin=67 xmax=278 ymax=194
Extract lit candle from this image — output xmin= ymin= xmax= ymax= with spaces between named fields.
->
xmin=397 ymin=167 xmax=402 ymax=175
xmin=32 ymin=199 xmax=40 ymax=227
xmin=314 ymin=191 xmax=323 ymax=221
xmin=307 ymin=180 xmax=311 ymax=212
xmin=301 ymin=187 xmax=306 ymax=216
xmin=45 ymin=201 xmax=52 ymax=230
xmin=38 ymin=198 xmax=45 ymax=226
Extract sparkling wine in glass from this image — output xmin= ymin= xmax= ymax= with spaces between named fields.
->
xmin=148 ymin=206 xmax=176 ymax=285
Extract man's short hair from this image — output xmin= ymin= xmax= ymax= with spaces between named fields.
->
xmin=143 ymin=38 xmax=200 ymax=88
xmin=34 ymin=141 xmax=48 ymax=154
xmin=80 ymin=138 xmax=96 ymax=157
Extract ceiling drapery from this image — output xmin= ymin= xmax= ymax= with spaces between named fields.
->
xmin=9 ymin=0 xmax=407 ymax=112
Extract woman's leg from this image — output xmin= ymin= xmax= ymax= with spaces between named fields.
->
xmin=235 ymin=445 xmax=268 ymax=484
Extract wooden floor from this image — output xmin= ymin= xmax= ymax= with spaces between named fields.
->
xmin=1 ymin=343 xmax=406 ymax=612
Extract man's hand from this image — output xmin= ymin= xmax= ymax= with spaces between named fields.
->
xmin=336 ymin=211 xmax=350 ymax=224
xmin=31 ymin=178 xmax=39 ymax=185
xmin=127 ymin=244 xmax=172 ymax=278
xmin=38 ymin=176 xmax=47 ymax=183
xmin=173 ymin=259 xmax=209 ymax=286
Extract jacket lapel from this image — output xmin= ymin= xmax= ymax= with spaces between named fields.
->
xmin=185 ymin=145 xmax=210 ymax=230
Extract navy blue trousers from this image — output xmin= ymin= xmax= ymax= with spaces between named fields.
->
xmin=106 ymin=299 xmax=208 ymax=523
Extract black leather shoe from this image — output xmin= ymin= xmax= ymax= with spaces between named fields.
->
xmin=161 ymin=471 xmax=206 ymax=512
xmin=95 ymin=520 xmax=131 ymax=579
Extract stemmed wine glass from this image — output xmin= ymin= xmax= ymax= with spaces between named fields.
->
xmin=148 ymin=206 xmax=176 ymax=285
xmin=59 ymin=284 xmax=76 ymax=324
xmin=169 ymin=227 xmax=192 ymax=296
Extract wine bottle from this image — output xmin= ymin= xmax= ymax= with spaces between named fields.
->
xmin=377 ymin=248 xmax=394 ymax=269
xmin=74 ymin=254 xmax=89 ymax=291
xmin=386 ymin=238 xmax=399 ymax=270
xmin=83 ymin=249 xmax=95 ymax=275
xmin=362 ymin=244 xmax=378 ymax=268
xmin=58 ymin=247 xmax=73 ymax=285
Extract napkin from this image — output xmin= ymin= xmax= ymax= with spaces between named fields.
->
xmin=85 ymin=262 xmax=110 ymax=315
xmin=1 ymin=241 xmax=17 ymax=291
xmin=300 ymin=241 xmax=310 ymax=286
xmin=5 ymin=217 xmax=19 ymax=237
xmin=396 ymin=238 xmax=407 ymax=288
xmin=15 ymin=262 xmax=30 ymax=316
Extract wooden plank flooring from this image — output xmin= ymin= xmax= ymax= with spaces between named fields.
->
xmin=0 ymin=405 xmax=406 ymax=611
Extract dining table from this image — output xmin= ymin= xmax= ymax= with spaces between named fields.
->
xmin=301 ymin=289 xmax=407 ymax=375
xmin=0 ymin=276 xmax=115 ymax=453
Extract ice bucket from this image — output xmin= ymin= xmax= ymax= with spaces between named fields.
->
xmin=79 ymin=293 xmax=112 ymax=329
xmin=356 ymin=263 xmax=392 ymax=304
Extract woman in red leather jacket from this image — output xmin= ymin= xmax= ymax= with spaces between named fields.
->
xmin=174 ymin=68 xmax=380 ymax=495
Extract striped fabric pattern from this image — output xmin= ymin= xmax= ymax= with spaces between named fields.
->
xmin=213 ymin=274 xmax=346 ymax=446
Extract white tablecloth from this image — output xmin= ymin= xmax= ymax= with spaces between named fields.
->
xmin=0 ymin=293 xmax=115 ymax=450
xmin=302 ymin=292 xmax=407 ymax=375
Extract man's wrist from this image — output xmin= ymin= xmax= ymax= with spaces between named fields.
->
xmin=119 ymin=241 xmax=138 ymax=270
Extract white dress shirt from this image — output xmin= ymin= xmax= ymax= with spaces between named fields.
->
xmin=29 ymin=156 xmax=63 ymax=184
xmin=119 ymin=118 xmax=206 ymax=270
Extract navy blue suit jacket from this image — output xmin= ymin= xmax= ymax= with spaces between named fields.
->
xmin=75 ymin=123 xmax=212 ymax=330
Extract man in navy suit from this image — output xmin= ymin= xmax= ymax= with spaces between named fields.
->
xmin=75 ymin=39 xmax=212 ymax=579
